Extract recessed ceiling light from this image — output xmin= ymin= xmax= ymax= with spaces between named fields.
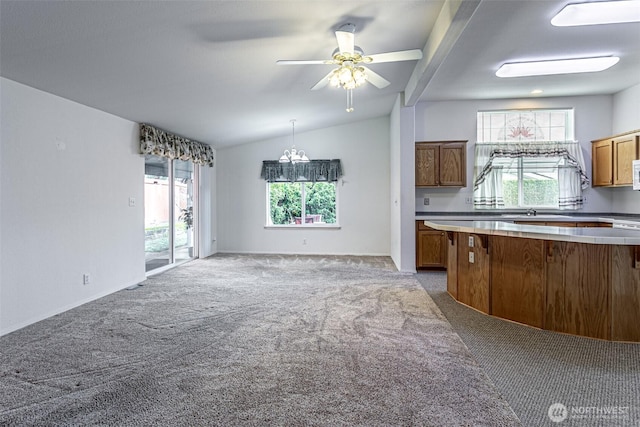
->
xmin=551 ymin=1 xmax=640 ymax=26
xmin=496 ymin=56 xmax=620 ymax=78
xmin=531 ymin=89 xmax=544 ymax=94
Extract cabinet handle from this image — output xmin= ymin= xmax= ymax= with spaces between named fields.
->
xmin=546 ymin=241 xmax=554 ymax=263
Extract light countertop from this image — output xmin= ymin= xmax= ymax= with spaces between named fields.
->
xmin=423 ymin=219 xmax=640 ymax=245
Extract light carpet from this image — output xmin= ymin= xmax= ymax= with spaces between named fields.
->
xmin=416 ymin=271 xmax=640 ymax=427
xmin=1 ymin=254 xmax=520 ymax=426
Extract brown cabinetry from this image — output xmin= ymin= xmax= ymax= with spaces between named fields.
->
xmin=416 ymin=221 xmax=447 ymax=268
xmin=545 ymin=241 xmax=611 ymax=340
xmin=592 ymin=130 xmax=639 ymax=187
xmin=445 ymin=230 xmax=640 ymax=341
xmin=491 ymin=236 xmax=545 ymax=328
xmin=416 ymin=141 xmax=466 ymax=187
xmin=456 ymin=232 xmax=490 ymax=314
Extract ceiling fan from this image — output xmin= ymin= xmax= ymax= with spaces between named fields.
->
xmin=276 ymin=23 xmax=423 ymax=112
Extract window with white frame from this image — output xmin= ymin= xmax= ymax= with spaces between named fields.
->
xmin=261 ymin=159 xmax=342 ymax=226
xmin=267 ymin=182 xmax=337 ymax=226
xmin=473 ymin=109 xmax=589 ymax=210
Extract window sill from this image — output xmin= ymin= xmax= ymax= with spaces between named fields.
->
xmin=264 ymin=224 xmax=341 ymax=230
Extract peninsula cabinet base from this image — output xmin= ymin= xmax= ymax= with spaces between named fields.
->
xmin=446 ymin=233 xmax=640 ymax=342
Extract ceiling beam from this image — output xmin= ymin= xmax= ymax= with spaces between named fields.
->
xmin=404 ymin=0 xmax=482 ymax=106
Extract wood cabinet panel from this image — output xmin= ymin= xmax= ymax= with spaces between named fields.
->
xmin=611 ymin=246 xmax=640 ymax=341
xmin=592 ymin=130 xmax=640 ymax=187
xmin=545 ymin=241 xmax=611 ymax=340
xmin=415 ymin=144 xmax=438 ymax=187
xmin=613 ymin=133 xmax=639 ymax=185
xmin=415 ymin=141 xmax=466 ymax=187
xmin=440 ymin=143 xmax=466 ymax=186
xmin=592 ymin=139 xmax=613 ymax=186
xmin=416 ymin=222 xmax=447 ymax=268
xmin=576 ymin=222 xmax=613 ymax=228
xmin=490 ymin=236 xmax=545 ymax=328
xmin=456 ymin=233 xmax=490 ymax=314
xmin=544 ymin=222 xmax=577 ymax=227
xmin=446 ymin=232 xmax=458 ymax=299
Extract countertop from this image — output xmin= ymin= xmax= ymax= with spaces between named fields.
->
xmin=422 ymin=219 xmax=640 ymax=245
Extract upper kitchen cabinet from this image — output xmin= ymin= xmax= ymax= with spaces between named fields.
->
xmin=415 ymin=141 xmax=467 ymax=187
xmin=592 ymin=130 xmax=640 ymax=187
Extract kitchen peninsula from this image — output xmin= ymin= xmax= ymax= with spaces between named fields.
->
xmin=424 ymin=219 xmax=640 ymax=342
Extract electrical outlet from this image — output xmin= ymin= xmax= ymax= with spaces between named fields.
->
xmin=83 ymin=274 xmax=90 ymax=285
xmin=128 ymin=197 xmax=136 ymax=207
xmin=468 ymin=236 xmax=474 ymax=247
xmin=424 ymin=197 xmax=430 ymax=206
xmin=465 ymin=197 xmax=473 ymax=205
xmin=303 ymin=239 xmax=307 ymax=245
xmin=468 ymin=252 xmax=475 ymax=263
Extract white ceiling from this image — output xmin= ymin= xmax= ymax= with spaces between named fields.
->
xmin=1 ymin=1 xmax=639 ymax=149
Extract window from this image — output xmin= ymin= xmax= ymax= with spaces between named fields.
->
xmin=496 ymin=156 xmax=568 ymax=208
xmin=267 ymin=182 xmax=337 ymax=226
xmin=473 ymin=109 xmax=588 ymax=210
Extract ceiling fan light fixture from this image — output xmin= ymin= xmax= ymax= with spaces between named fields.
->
xmin=551 ymin=1 xmax=640 ymax=26
xmin=496 ymin=56 xmax=620 ymax=77
xmin=329 ymin=63 xmax=368 ymax=90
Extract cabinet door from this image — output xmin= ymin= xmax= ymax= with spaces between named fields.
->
xmin=417 ymin=229 xmax=447 ymax=268
xmin=415 ymin=143 xmax=439 ymax=186
xmin=613 ymin=133 xmax=639 ymax=185
xmin=439 ymin=143 xmax=466 ymax=186
xmin=545 ymin=241 xmax=611 ymax=340
xmin=490 ymin=236 xmax=545 ymax=328
xmin=592 ymin=139 xmax=613 ymax=186
xmin=456 ymin=233 xmax=490 ymax=314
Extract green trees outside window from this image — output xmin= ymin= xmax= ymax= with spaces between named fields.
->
xmin=269 ymin=182 xmax=336 ymax=225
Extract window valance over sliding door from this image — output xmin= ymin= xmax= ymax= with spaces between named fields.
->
xmin=140 ymin=123 xmax=214 ymax=167
xmin=261 ymin=160 xmax=343 ymax=182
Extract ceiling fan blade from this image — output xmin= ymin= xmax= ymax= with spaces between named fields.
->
xmin=277 ymin=59 xmax=334 ymax=65
xmin=311 ymin=70 xmax=335 ymax=90
xmin=335 ymin=23 xmax=355 ymax=54
xmin=366 ymin=49 xmax=423 ymax=63
xmin=361 ymin=66 xmax=390 ymax=89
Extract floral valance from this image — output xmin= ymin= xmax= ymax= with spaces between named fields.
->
xmin=140 ymin=123 xmax=214 ymax=167
xmin=261 ymin=160 xmax=343 ymax=182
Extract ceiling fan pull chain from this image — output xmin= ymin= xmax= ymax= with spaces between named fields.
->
xmin=346 ymin=89 xmax=354 ymax=113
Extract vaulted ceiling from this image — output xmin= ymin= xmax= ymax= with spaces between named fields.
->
xmin=1 ymin=1 xmax=638 ymax=148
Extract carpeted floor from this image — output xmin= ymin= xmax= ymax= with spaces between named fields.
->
xmin=416 ymin=271 xmax=640 ymax=427
xmin=0 ymin=254 xmax=520 ymax=426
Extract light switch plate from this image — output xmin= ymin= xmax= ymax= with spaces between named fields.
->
xmin=468 ymin=236 xmax=474 ymax=247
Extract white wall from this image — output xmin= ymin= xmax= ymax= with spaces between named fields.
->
xmin=216 ymin=117 xmax=390 ymax=256
xmin=414 ymin=95 xmax=615 ymax=213
xmin=0 ymin=78 xmax=146 ymax=335
xmin=611 ymin=84 xmax=640 ymax=214
xmin=390 ymin=95 xmax=417 ymax=273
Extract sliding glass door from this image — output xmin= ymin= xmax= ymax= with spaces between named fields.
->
xmin=144 ymin=155 xmax=197 ymax=273
xmin=174 ymin=160 xmax=196 ymax=263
